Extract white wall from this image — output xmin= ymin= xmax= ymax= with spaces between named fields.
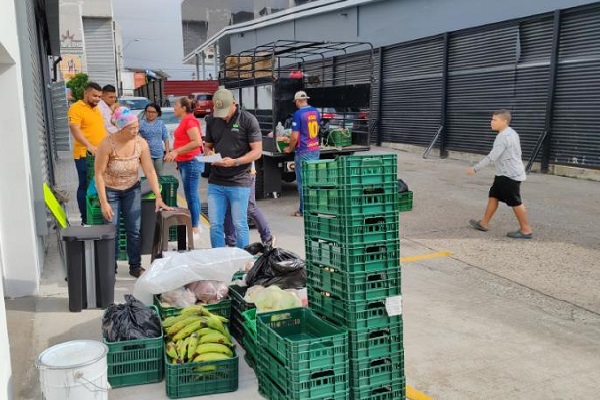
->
xmin=81 ymin=0 xmax=113 ymax=17
xmin=0 ymin=0 xmax=43 ymax=300
xmin=0 ymin=2 xmax=21 ymax=398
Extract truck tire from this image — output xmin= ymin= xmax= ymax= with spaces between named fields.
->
xmin=282 ymin=172 xmax=296 ymax=183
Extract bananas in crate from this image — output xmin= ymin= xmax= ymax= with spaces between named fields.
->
xmin=164 ymin=304 xmax=234 ymax=368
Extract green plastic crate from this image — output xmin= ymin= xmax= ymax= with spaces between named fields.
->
xmin=164 ymin=352 xmax=238 ymax=399
xmin=103 ymin=306 xmax=164 ymax=388
xmin=350 ymin=377 xmax=406 ymax=400
xmin=328 ymin=128 xmax=352 ymax=147
xmin=348 ymin=322 xmax=404 ymax=359
xmin=86 ymin=195 xmax=104 ymax=225
xmin=303 ymin=183 xmax=399 ymax=216
xmin=398 ymin=190 xmax=413 ymax=212
xmin=349 ymin=351 xmax=404 ymax=388
xmin=258 ymin=370 xmax=350 ymax=400
xmin=258 ymin=345 xmax=349 ymax=384
xmin=86 ymin=153 xmax=96 ymax=185
xmin=158 ymin=175 xmax=179 ymax=206
xmin=303 ymin=154 xmax=397 ymax=188
xmin=304 ymin=212 xmax=400 ymax=245
xmin=228 ymin=284 xmax=255 ymax=344
xmin=306 ymin=263 xmax=401 ymax=302
xmin=241 ymin=308 xmax=257 ymax=338
xmin=153 ymin=295 xmax=231 ymax=321
xmin=256 ymin=308 xmax=348 ymax=371
xmin=308 ymin=287 xmax=402 ymax=330
xmin=305 ymin=238 xmax=400 ymax=273
xmin=241 ymin=335 xmax=257 ymax=369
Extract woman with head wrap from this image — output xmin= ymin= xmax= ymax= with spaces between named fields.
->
xmin=95 ymin=106 xmax=172 ymax=278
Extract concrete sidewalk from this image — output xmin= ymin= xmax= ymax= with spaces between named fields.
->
xmin=6 ymin=146 xmax=600 ymax=399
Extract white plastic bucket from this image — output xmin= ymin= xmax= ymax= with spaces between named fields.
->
xmin=36 ymin=340 xmax=109 ymax=400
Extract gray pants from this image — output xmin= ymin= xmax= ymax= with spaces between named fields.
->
xmin=152 ymin=158 xmax=164 ymax=176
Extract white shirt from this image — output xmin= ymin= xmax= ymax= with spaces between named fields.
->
xmin=474 ymin=127 xmax=526 ymax=181
xmin=98 ymin=99 xmax=118 ymax=134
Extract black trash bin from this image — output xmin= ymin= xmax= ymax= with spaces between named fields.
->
xmin=141 ymin=191 xmax=158 ymax=255
xmin=62 ymin=225 xmax=116 ymax=312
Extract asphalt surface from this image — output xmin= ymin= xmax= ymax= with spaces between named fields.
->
xmin=6 ymin=146 xmax=600 ymax=399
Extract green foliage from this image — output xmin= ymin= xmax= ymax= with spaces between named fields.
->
xmin=66 ymin=73 xmax=89 ymax=102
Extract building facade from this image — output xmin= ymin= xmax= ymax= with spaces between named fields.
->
xmin=184 ymin=0 xmax=600 ymax=172
xmin=1 ymin=0 xmax=60 ymax=396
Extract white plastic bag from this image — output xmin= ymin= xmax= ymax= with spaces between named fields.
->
xmin=133 ymin=247 xmax=253 ymax=305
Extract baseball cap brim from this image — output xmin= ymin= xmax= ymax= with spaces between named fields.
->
xmin=213 ymin=107 xmax=229 ymax=118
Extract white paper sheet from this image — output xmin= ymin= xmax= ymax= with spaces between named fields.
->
xmin=195 ymin=153 xmax=223 ymax=163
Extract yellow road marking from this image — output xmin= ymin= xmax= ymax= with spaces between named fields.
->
xmin=407 ymin=385 xmax=433 ymax=400
xmin=400 ymin=250 xmax=452 ymax=263
xmin=177 ymin=194 xmax=210 ymax=226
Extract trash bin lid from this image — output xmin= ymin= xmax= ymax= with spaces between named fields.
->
xmin=61 ymin=225 xmax=116 ymax=241
xmin=140 ymin=179 xmax=160 ymax=200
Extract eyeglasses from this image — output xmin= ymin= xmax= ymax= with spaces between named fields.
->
xmin=146 ymin=110 xmax=158 ymax=114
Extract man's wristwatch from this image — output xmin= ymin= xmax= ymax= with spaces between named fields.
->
xmin=234 ymin=159 xmax=240 ymax=166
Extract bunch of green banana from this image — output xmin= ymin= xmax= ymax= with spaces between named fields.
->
xmin=164 ymin=305 xmax=234 ymax=367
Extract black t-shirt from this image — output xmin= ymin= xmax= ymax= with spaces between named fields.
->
xmin=205 ymin=107 xmax=262 ymax=187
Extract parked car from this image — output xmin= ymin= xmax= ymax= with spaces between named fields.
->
xmin=138 ymin=107 xmax=206 ymax=146
xmin=191 ymin=92 xmax=214 ymax=117
xmin=118 ymin=96 xmax=150 ymax=117
xmin=320 ymin=107 xmax=368 ymax=130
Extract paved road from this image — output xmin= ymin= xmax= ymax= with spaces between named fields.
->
xmin=6 ymin=146 xmax=600 ymax=399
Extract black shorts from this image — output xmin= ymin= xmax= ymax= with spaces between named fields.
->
xmin=489 ymin=175 xmax=522 ymax=207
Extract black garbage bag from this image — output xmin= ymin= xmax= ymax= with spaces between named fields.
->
xmin=244 ymin=242 xmax=265 ymax=255
xmin=246 ymin=247 xmax=306 ymax=289
xmin=397 ymin=179 xmax=409 ymax=193
xmin=102 ymin=294 xmax=162 ymax=342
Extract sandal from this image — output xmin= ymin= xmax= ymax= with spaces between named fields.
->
xmin=507 ymin=231 xmax=532 ymax=239
xmin=292 ymin=211 xmax=303 ymax=217
xmin=469 ymin=219 xmax=488 ymax=232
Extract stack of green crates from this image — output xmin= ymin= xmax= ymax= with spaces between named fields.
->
xmin=255 ymin=308 xmax=350 ymax=400
xmin=303 ymin=154 xmax=406 ymax=400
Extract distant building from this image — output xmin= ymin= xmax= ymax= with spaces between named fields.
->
xmin=182 ymin=0 xmax=600 ymax=172
xmin=59 ymin=0 xmax=121 ymax=88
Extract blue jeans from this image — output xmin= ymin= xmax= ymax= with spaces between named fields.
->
xmin=224 ymin=175 xmax=272 ymax=245
xmin=177 ymin=159 xmax=204 ymax=227
xmin=208 ymin=184 xmax=251 ymax=248
xmin=295 ymin=151 xmax=320 ymax=214
xmin=104 ymin=182 xmax=142 ymax=271
xmin=75 ymin=158 xmax=87 ymax=224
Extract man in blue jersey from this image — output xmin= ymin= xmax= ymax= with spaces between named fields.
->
xmin=284 ymin=90 xmax=321 ymax=216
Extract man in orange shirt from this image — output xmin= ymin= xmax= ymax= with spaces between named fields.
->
xmin=68 ymin=82 xmax=107 ymax=224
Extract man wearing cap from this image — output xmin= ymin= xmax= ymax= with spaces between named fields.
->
xmin=284 ymin=90 xmax=321 ymax=217
xmin=68 ymin=81 xmax=107 ymax=225
xmin=204 ymin=88 xmax=263 ymax=248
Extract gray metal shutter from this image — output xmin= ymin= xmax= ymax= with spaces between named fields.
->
xmin=379 ymin=36 xmax=444 ymax=146
xmin=83 ymin=17 xmax=117 ymax=86
xmin=50 ymin=82 xmax=71 ymax=153
xmin=551 ymin=4 xmax=600 ymax=168
xmin=26 ymin=0 xmax=51 ymax=186
xmin=446 ymin=17 xmax=552 ymax=157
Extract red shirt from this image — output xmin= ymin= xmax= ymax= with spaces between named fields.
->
xmin=173 ymin=114 xmax=202 ymax=161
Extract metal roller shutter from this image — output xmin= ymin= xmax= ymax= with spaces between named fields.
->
xmin=50 ymin=82 xmax=71 ymax=153
xmin=446 ymin=17 xmax=552 ymax=158
xmin=551 ymin=5 xmax=600 ymax=168
xmin=379 ymin=36 xmax=444 ymax=146
xmin=83 ymin=17 xmax=117 ymax=86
